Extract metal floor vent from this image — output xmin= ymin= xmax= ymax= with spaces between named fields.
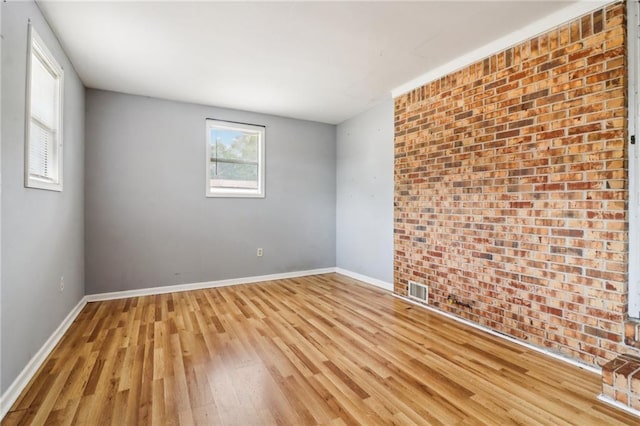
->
xmin=408 ymin=281 xmax=428 ymax=303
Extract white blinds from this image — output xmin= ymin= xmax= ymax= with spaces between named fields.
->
xmin=26 ymin=28 xmax=62 ymax=190
xmin=30 ymin=52 xmax=58 ymax=129
xmin=28 ymin=121 xmax=53 ymax=179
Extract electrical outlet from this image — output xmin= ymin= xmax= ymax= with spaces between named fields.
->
xmin=257 ymin=248 xmax=263 ymax=257
xmin=59 ymin=276 xmax=65 ymax=292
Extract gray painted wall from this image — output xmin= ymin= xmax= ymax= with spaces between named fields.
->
xmin=1 ymin=1 xmax=85 ymax=393
xmin=85 ymin=90 xmax=336 ymax=294
xmin=336 ymin=100 xmax=394 ymax=284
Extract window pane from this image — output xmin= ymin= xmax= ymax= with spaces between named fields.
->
xmin=210 ymin=128 xmax=258 ymax=163
xmin=30 ymin=52 xmax=58 ymax=129
xmin=210 ymin=161 xmax=258 ymax=189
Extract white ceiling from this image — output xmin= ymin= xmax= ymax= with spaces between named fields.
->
xmin=38 ymin=1 xmax=584 ymax=124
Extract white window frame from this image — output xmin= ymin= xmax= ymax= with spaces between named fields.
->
xmin=205 ymin=119 xmax=265 ymax=198
xmin=24 ymin=24 xmax=64 ymax=192
xmin=628 ymin=0 xmax=640 ymax=318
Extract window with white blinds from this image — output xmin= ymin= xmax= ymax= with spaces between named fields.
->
xmin=25 ymin=25 xmax=64 ymax=191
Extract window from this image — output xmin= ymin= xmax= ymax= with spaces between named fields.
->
xmin=25 ymin=25 xmax=64 ymax=191
xmin=205 ymin=119 xmax=265 ymax=198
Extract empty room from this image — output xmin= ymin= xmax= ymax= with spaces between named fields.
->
xmin=2 ymin=0 xmax=640 ymax=424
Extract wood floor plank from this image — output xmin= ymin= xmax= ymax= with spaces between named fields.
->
xmin=2 ymin=273 xmax=639 ymax=425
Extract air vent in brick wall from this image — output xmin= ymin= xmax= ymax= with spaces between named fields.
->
xmin=408 ymin=281 xmax=428 ymax=303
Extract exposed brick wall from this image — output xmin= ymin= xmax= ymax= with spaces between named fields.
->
xmin=394 ymin=2 xmax=633 ymax=366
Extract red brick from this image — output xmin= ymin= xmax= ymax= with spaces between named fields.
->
xmin=631 ymin=370 xmax=640 ymax=394
xmin=615 ymin=362 xmax=640 ymax=391
xmin=602 ymin=383 xmax=615 ymax=398
xmin=603 ymin=357 xmax=628 ymax=385
xmin=616 ymin=390 xmax=628 ymax=405
xmin=626 ymin=321 xmax=640 ymax=341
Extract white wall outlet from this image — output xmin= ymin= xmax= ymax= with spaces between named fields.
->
xmin=59 ymin=276 xmax=65 ymax=292
xmin=257 ymin=248 xmax=263 ymax=257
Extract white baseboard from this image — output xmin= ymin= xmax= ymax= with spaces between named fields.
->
xmin=334 ymin=267 xmax=393 ymax=292
xmin=392 ymin=293 xmax=602 ymax=375
xmin=0 ymin=296 xmax=88 ymax=420
xmin=598 ymin=394 xmax=640 ymax=418
xmin=85 ymin=267 xmax=336 ymax=302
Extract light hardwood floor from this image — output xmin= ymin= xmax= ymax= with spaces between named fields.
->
xmin=2 ymin=273 xmax=638 ymax=425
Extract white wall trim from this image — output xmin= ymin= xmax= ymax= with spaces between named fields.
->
xmin=335 ymin=267 xmax=393 ymax=292
xmin=392 ymin=293 xmax=602 ymax=375
xmin=391 ymin=0 xmax=611 ymax=98
xmin=85 ymin=268 xmax=336 ymax=302
xmin=598 ymin=395 xmax=640 ymax=418
xmin=627 ymin=0 xmax=640 ymax=318
xmin=0 ymin=296 xmax=88 ymax=420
